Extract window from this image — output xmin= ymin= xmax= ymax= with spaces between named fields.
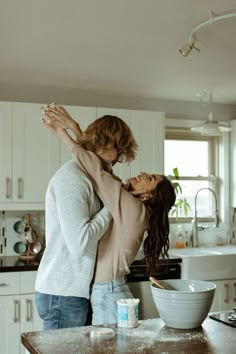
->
xmin=165 ymin=130 xmax=218 ymax=221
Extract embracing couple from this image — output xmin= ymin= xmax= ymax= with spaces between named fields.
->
xmin=35 ymin=104 xmax=176 ymax=330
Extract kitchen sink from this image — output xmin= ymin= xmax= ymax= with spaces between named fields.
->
xmin=205 ymin=245 xmax=236 ymax=254
xmin=169 ymin=245 xmax=236 ymax=280
xmin=169 ymin=245 xmax=236 ymax=257
xmin=169 ymin=248 xmax=221 ymax=256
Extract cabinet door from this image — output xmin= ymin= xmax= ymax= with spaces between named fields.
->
xmin=0 ymin=272 xmax=20 ymax=295
xmin=0 ymin=102 xmax=13 ymax=203
xmin=20 ymin=270 xmax=37 ymax=294
xmin=20 ymin=293 xmax=43 ymax=354
xmin=60 ymin=106 xmax=96 ymax=165
xmin=210 ymin=279 xmax=236 ymax=312
xmin=210 ymin=280 xmax=228 ymax=312
xmin=20 ymin=272 xmax=42 ymax=353
xmin=230 ymin=280 xmax=236 ymax=308
xmin=12 ymin=102 xmax=60 ymax=204
xmin=129 ymin=110 xmax=164 ymax=176
xmin=96 ymin=108 xmax=164 ymax=181
xmin=20 ymin=271 xmax=42 ymax=332
xmin=0 ymin=295 xmax=20 ymax=354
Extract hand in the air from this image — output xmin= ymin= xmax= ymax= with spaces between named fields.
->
xmin=41 ymin=103 xmax=76 ymax=130
xmin=41 ymin=116 xmax=65 ymax=138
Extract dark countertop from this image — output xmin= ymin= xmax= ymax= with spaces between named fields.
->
xmin=0 ymin=256 xmax=41 ymax=272
xmin=21 ymin=317 xmax=236 ymax=354
xmin=131 ymin=256 xmax=182 ymax=266
xmin=0 ymin=255 xmax=181 ymax=273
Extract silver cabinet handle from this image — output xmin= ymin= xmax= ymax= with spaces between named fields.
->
xmin=233 ymin=283 xmax=236 ymax=302
xmin=6 ymin=178 xmax=11 ymax=199
xmin=25 ymin=299 xmax=32 ymax=322
xmin=224 ymin=283 xmax=230 ymax=303
xmin=17 ymin=178 xmax=23 ymax=199
xmin=13 ymin=299 xmax=20 ymax=323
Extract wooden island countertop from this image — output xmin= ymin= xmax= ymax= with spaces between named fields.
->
xmin=21 ymin=317 xmax=236 ymax=354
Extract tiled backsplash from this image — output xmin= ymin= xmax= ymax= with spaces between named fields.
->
xmin=0 ymin=210 xmax=45 ymax=256
xmin=0 ymin=209 xmax=234 ymax=257
xmin=169 ymin=222 xmax=230 ymax=249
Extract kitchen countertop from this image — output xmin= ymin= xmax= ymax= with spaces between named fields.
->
xmin=0 ymin=255 xmax=181 ymax=273
xmin=21 ymin=317 xmax=236 ymax=354
xmin=0 ymin=255 xmax=41 ymax=272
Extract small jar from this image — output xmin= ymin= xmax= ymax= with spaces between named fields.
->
xmin=175 ymin=225 xmax=185 ymax=249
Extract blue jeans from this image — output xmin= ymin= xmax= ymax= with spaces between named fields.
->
xmin=91 ymin=277 xmax=133 ymax=325
xmin=35 ymin=291 xmax=90 ymax=330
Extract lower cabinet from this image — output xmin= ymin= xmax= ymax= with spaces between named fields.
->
xmin=20 ymin=293 xmax=42 ymax=354
xmin=0 ymin=294 xmax=20 ymax=354
xmin=209 ymin=279 xmax=236 ymax=312
xmin=0 ymin=271 xmax=42 ymax=354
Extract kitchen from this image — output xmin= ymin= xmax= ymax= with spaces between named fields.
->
xmin=1 ymin=0 xmax=236 ymax=353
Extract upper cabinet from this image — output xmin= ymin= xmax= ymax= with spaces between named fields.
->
xmin=0 ymin=102 xmax=59 ymax=210
xmin=97 ymin=108 xmax=165 ymax=181
xmin=230 ymin=120 xmax=236 ymax=207
xmin=0 ymin=102 xmax=13 ymax=204
xmin=0 ymin=102 xmax=165 ymax=210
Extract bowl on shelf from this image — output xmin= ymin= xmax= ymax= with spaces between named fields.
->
xmin=150 ymin=279 xmax=216 ymax=329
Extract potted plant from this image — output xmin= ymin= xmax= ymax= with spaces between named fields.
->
xmin=170 ymin=167 xmax=191 ymax=219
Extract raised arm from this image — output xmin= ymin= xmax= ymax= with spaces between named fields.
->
xmin=41 ymin=116 xmax=79 ymax=151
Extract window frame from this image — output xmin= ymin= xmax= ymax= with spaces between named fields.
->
xmin=165 ymin=128 xmax=219 ymax=224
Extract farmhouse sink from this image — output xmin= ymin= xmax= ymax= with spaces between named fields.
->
xmin=169 ymin=245 xmax=236 ymax=280
xmin=169 ymin=245 xmax=236 ymax=257
xmin=169 ymin=248 xmax=220 ymax=256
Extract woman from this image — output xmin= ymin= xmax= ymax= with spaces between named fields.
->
xmin=42 ymin=105 xmax=176 ymax=325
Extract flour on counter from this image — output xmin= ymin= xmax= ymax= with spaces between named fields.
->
xmin=124 ymin=318 xmax=207 ymax=343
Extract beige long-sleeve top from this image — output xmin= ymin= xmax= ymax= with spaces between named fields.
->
xmin=71 ymin=145 xmax=149 ymax=282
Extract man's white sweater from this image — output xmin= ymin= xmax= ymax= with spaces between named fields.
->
xmin=35 ymin=160 xmax=112 ymax=299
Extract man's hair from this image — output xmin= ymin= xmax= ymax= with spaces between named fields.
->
xmin=78 ymin=115 xmax=138 ymax=163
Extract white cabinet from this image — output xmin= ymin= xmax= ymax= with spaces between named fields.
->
xmin=0 ymin=102 xmax=60 ymax=210
xmin=97 ymin=108 xmax=165 ymax=180
xmin=0 ymin=102 xmax=13 ymax=204
xmin=0 ymin=271 xmax=42 ymax=354
xmin=0 ymin=102 xmax=96 ymax=209
xmin=210 ymin=279 xmax=236 ymax=312
xmin=230 ymin=120 xmax=236 ymax=207
xmin=60 ymin=105 xmax=96 ymax=165
xmin=0 ymin=295 xmax=21 ymax=354
xmin=20 ymin=271 xmax=42 ymax=354
xmin=0 ymin=272 xmax=20 ymax=354
xmin=0 ymin=102 xmax=165 ymax=210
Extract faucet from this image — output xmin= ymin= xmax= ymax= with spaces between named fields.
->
xmin=192 ymin=188 xmax=220 ymax=248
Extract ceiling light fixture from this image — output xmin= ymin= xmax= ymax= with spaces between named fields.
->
xmin=179 ymin=34 xmax=200 ymax=57
xmin=179 ymin=11 xmax=236 ymax=57
xmin=191 ymin=89 xmax=232 ymax=136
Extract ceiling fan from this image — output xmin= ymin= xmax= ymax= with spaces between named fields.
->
xmin=191 ymin=90 xmax=232 ymax=136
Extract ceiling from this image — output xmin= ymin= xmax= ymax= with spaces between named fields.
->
xmin=1 ymin=0 xmax=236 ymax=104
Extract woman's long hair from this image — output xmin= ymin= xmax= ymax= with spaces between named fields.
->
xmin=143 ymin=176 xmax=176 ymax=274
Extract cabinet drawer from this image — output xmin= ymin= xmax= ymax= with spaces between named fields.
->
xmin=0 ymin=272 xmax=20 ymax=295
xmin=20 ymin=271 xmax=37 ymax=293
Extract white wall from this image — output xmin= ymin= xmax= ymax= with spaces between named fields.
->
xmin=0 ymin=83 xmax=235 ymax=122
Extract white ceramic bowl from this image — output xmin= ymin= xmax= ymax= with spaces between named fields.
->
xmin=151 ymin=279 xmax=216 ymax=329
